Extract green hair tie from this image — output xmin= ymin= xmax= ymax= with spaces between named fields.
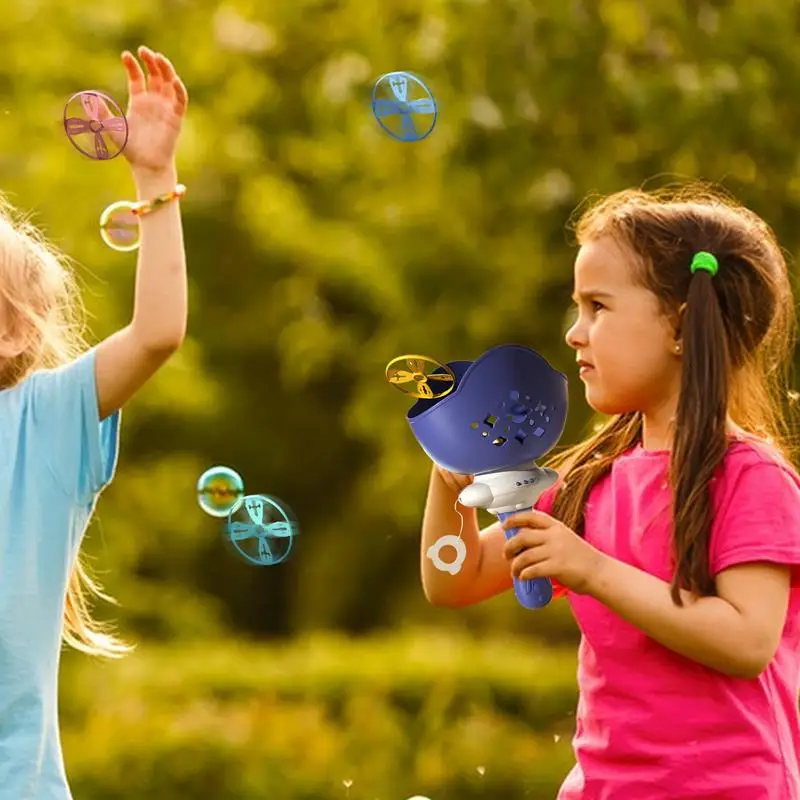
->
xmin=690 ymin=251 xmax=718 ymax=277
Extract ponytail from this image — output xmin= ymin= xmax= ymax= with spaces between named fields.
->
xmin=669 ymin=257 xmax=732 ymax=603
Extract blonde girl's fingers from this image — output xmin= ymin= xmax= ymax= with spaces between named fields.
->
xmin=172 ymin=76 xmax=189 ymax=113
xmin=154 ymin=55 xmax=176 ymax=100
xmin=121 ymin=50 xmax=146 ymax=96
xmin=153 ymin=52 xmax=189 ymax=112
xmin=137 ymin=45 xmax=163 ymax=93
xmin=155 ymin=52 xmax=178 ymax=83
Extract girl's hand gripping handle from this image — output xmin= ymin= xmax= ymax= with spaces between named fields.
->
xmin=497 ymin=508 xmax=553 ymax=609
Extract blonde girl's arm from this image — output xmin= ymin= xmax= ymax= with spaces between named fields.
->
xmin=94 ymin=48 xmax=188 ymax=420
xmin=94 ymin=162 xmax=187 ymax=419
xmin=421 ymin=465 xmax=513 ymax=607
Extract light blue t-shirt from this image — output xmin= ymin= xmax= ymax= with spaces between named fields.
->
xmin=0 ymin=349 xmax=121 ymax=799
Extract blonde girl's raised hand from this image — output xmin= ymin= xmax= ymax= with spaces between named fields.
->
xmin=90 ymin=46 xmax=190 ymax=419
xmin=118 ymin=46 xmax=188 ymax=173
xmin=92 ymin=46 xmax=189 ymax=173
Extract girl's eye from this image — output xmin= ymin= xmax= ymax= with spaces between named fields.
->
xmin=591 ymin=300 xmax=605 ymax=312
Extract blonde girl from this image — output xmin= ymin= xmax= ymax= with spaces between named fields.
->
xmin=0 ymin=46 xmax=188 ymax=798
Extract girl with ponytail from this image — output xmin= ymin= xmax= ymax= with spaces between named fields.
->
xmin=421 ymin=185 xmax=800 ymax=798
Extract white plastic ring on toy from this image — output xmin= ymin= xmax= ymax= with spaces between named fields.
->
xmin=426 ymin=534 xmax=467 ymax=575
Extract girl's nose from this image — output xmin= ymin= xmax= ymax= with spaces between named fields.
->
xmin=565 ymin=318 xmax=586 ymax=350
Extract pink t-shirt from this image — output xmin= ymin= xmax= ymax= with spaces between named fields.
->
xmin=539 ymin=439 xmax=800 ymax=799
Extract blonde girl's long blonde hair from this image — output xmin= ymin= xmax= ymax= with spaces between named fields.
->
xmin=0 ymin=193 xmax=131 ymax=658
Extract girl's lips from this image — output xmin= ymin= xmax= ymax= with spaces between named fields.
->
xmin=578 ymin=363 xmax=594 ymax=377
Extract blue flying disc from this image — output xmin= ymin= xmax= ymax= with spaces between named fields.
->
xmin=371 ymin=71 xmax=437 ymax=142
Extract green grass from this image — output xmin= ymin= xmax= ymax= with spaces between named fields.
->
xmin=60 ymin=628 xmax=579 ymax=799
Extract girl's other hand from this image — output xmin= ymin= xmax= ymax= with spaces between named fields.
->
xmin=501 ymin=509 xmax=605 ymax=594
xmin=435 ymin=465 xmax=474 ymax=493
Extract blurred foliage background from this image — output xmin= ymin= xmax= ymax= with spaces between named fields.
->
xmin=2 ymin=0 xmax=800 ymax=797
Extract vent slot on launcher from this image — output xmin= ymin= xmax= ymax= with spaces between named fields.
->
xmin=470 ymin=392 xmax=551 ymax=448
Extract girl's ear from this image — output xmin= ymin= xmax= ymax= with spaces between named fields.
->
xmin=0 ymin=313 xmax=36 ymax=359
xmin=0 ymin=334 xmax=26 ymax=359
xmin=670 ymin=301 xmax=687 ymax=354
xmin=0 ymin=339 xmax=25 ymax=360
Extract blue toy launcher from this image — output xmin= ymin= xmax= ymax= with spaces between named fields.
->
xmin=407 ymin=345 xmax=568 ymax=609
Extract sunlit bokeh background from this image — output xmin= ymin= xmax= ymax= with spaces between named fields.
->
xmin=3 ymin=1 xmax=800 ymax=797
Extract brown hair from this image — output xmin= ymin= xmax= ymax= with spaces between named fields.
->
xmin=547 ymin=184 xmax=797 ymax=603
xmin=0 ymin=194 xmax=131 ymax=657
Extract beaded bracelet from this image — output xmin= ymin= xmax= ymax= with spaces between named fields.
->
xmin=131 ymin=183 xmax=187 ymax=217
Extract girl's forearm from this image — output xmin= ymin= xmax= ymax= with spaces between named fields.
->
xmin=130 ymin=162 xmax=187 ymax=348
xmin=420 ymin=466 xmax=482 ymax=605
xmin=587 ymin=555 xmax=764 ymax=678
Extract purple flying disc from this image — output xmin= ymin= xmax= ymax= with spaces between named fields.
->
xmin=63 ymin=90 xmax=128 ymax=160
